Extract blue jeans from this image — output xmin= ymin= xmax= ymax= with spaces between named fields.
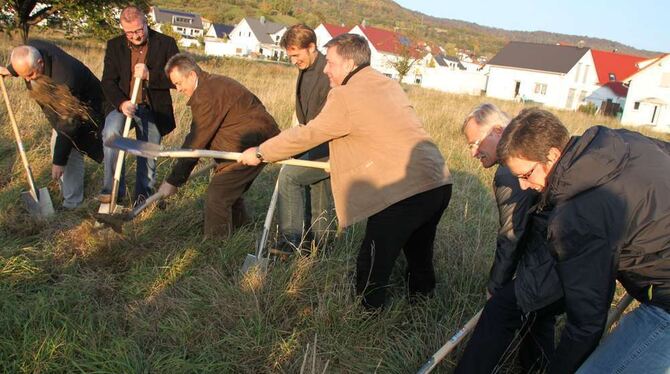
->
xmin=101 ymin=107 xmax=161 ymax=202
xmin=50 ymin=130 xmax=85 ymax=209
xmin=277 ymin=163 xmax=332 ymax=243
xmin=577 ymin=303 xmax=670 ymax=374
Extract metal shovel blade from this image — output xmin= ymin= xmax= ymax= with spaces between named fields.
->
xmin=241 ymin=253 xmax=269 ymax=274
xmin=21 ymin=187 xmax=55 ymax=217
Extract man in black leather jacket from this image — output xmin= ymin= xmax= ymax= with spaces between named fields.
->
xmin=456 ymin=103 xmax=563 ymax=373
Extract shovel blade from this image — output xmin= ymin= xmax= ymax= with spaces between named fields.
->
xmin=21 ymin=187 xmax=55 ymax=218
xmin=241 ymin=254 xmax=269 ymax=274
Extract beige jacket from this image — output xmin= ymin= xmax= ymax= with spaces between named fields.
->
xmin=261 ymin=67 xmax=452 ymax=227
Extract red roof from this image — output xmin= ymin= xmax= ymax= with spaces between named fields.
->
xmin=357 ymin=24 xmax=416 ymax=56
xmin=591 ymin=49 xmax=646 ymax=85
xmin=603 ymin=81 xmax=628 ymax=97
xmin=322 ymin=23 xmax=349 ymax=38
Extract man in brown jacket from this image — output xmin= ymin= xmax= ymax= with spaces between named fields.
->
xmin=240 ymin=34 xmax=453 ymax=309
xmin=158 ymin=53 xmax=280 ymax=238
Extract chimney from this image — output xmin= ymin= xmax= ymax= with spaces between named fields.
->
xmin=260 ymin=16 xmax=266 ymax=24
xmin=361 ymin=19 xmax=366 ymax=28
xmin=577 ymin=40 xmax=585 ymax=48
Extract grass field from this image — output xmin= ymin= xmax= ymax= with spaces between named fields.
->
xmin=0 ymin=33 xmax=661 ymax=373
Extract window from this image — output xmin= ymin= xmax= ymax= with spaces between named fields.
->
xmin=609 ymin=72 xmax=616 ymax=81
xmin=634 ymin=102 xmax=640 ymax=110
xmin=534 ymin=83 xmax=548 ymax=95
xmin=583 ymin=65 xmax=590 ymax=83
xmin=176 ymin=27 xmax=182 ymax=31
xmin=566 ymin=88 xmax=576 ymax=108
xmin=578 ymin=90 xmax=587 ymax=103
xmin=575 ymin=63 xmax=582 ymax=83
xmin=173 ymin=16 xmax=193 ymax=24
xmin=248 ymin=32 xmax=251 ymax=37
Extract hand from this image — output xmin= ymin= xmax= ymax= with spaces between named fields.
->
xmin=238 ymin=147 xmax=262 ymax=166
xmin=134 ymin=63 xmax=149 ymax=80
xmin=52 ymin=164 xmax=65 ymax=180
xmin=486 ymin=290 xmax=493 ymax=300
xmin=0 ymin=66 xmax=10 ymax=76
xmin=158 ymin=181 xmax=178 ymax=197
xmin=120 ymin=100 xmax=137 ymax=117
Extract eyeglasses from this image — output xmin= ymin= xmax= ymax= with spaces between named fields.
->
xmin=517 ymin=162 xmax=540 ymax=180
xmin=124 ymin=27 xmax=145 ymax=37
xmin=467 ymin=128 xmax=493 ymax=151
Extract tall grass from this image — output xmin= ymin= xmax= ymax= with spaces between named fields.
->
xmin=0 ymin=32 xmax=664 ymax=373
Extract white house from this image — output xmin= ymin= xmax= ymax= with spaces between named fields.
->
xmin=420 ymin=53 xmax=487 ymax=95
xmin=149 ymin=7 xmax=203 ymax=47
xmin=588 ymin=49 xmax=646 ymax=114
xmin=314 ymin=23 xmax=349 ymax=53
xmin=485 ymin=42 xmax=600 ymax=110
xmin=621 ymin=54 xmax=670 ymax=132
xmin=225 ymin=17 xmax=286 ymax=60
xmin=203 ymin=23 xmax=236 ymax=57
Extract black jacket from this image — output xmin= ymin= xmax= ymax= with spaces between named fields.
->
xmin=542 ymin=126 xmax=670 ymax=373
xmin=295 ymin=52 xmax=330 ymax=160
xmin=8 ymin=40 xmax=104 ymax=165
xmin=101 ymin=29 xmax=179 ymax=136
xmin=490 ymin=166 xmax=563 ymax=312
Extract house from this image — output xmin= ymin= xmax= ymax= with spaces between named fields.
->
xmin=485 ymin=41 xmax=599 ymax=110
xmin=621 ymin=54 xmax=670 ymax=132
xmin=203 ymin=23 xmax=236 ymax=57
xmin=420 ymin=53 xmax=487 ymax=95
xmin=349 ymin=23 xmax=422 ymax=83
xmin=226 ymin=17 xmax=287 ymax=60
xmin=314 ymin=23 xmax=349 ymax=53
xmin=149 ymin=6 xmax=203 ymax=48
xmin=589 ymin=49 xmax=646 ymax=113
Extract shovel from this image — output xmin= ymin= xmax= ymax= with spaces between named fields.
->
xmin=242 ymin=176 xmax=280 ymax=273
xmin=0 ymin=77 xmax=55 ymax=217
xmin=94 ymin=161 xmax=216 ymax=233
xmin=105 ymin=136 xmax=330 ymax=170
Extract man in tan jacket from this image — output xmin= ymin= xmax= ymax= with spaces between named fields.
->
xmin=240 ymin=34 xmax=453 ymax=309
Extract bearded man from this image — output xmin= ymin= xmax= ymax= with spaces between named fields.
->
xmin=1 ymin=41 xmax=105 ymax=209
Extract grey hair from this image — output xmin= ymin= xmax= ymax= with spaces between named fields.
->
xmin=324 ymin=33 xmax=371 ymax=66
xmin=461 ymin=103 xmax=510 ymax=134
xmin=164 ymin=53 xmax=202 ymax=76
xmin=120 ymin=6 xmax=146 ymax=24
xmin=10 ymin=45 xmax=42 ymax=69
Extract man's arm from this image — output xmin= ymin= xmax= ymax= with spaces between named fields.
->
xmin=547 ymin=207 xmax=619 ymax=374
xmin=487 ymin=168 xmax=537 ymax=294
xmin=101 ymin=40 xmax=128 ymax=112
xmin=259 ymin=89 xmax=350 ymax=162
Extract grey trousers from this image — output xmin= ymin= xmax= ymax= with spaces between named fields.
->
xmin=50 ymin=130 xmax=85 ymax=209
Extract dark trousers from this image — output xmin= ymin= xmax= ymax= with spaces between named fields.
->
xmin=204 ymin=163 xmax=264 ymax=238
xmin=356 ymin=184 xmax=452 ymax=309
xmin=455 ymin=280 xmax=559 ymax=374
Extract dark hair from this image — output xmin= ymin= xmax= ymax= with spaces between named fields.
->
xmin=164 ymin=53 xmax=202 ymax=76
xmin=324 ymin=33 xmax=371 ymax=66
xmin=497 ymin=108 xmax=570 ymax=163
xmin=280 ymin=24 xmax=316 ymax=49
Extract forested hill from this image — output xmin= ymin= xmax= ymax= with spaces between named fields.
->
xmin=155 ymin=0 xmax=659 ymax=58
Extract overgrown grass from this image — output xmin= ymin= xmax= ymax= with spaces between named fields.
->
xmin=0 ymin=32 xmax=662 ymax=373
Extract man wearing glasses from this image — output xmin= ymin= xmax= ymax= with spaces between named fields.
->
xmin=456 ymin=104 xmax=562 ymax=373
xmin=100 ymin=5 xmax=179 ymax=205
xmin=496 ymin=108 xmax=669 ymax=373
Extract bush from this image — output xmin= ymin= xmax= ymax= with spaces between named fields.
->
xmin=578 ymin=102 xmax=598 ymax=115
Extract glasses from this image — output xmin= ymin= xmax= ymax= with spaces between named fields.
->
xmin=517 ymin=162 xmax=540 ymax=180
xmin=467 ymin=128 xmax=493 ymax=151
xmin=124 ymin=27 xmax=145 ymax=37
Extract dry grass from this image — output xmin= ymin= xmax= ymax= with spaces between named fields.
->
xmin=0 ymin=32 xmax=665 ymax=373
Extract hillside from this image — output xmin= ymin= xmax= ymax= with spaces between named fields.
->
xmin=154 ymin=0 xmax=659 ymax=58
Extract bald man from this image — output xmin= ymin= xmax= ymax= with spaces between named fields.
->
xmin=1 ymin=41 xmax=105 ymax=209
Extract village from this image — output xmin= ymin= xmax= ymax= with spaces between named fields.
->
xmin=149 ymin=5 xmax=669 ymax=132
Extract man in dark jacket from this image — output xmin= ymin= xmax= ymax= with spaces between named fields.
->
xmin=157 ymin=53 xmax=280 ymax=238
xmin=100 ymin=5 xmax=179 ymax=204
xmin=273 ymin=24 xmax=333 ymax=255
xmin=498 ymin=108 xmax=670 ymax=373
xmin=456 ymin=104 xmax=562 ymax=373
xmin=1 ymin=41 xmax=104 ymax=209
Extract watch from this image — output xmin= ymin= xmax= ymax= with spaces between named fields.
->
xmin=255 ymin=146 xmax=264 ymax=161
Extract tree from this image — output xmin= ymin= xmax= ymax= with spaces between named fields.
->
xmin=1 ymin=0 xmax=149 ymax=43
xmin=388 ymin=45 xmax=418 ymax=84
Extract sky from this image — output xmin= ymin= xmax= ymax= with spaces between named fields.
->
xmin=394 ymin=0 xmax=668 ymax=53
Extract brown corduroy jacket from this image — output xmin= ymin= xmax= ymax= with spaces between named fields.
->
xmin=260 ymin=67 xmax=452 ymax=227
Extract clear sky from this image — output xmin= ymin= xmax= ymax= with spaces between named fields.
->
xmin=394 ymin=0 xmax=668 ymax=53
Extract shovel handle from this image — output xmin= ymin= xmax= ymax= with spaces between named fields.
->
xmin=130 ymin=191 xmax=165 ymax=218
xmin=110 ymin=77 xmax=143 ymax=213
xmin=0 ymin=78 xmax=40 ymax=201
